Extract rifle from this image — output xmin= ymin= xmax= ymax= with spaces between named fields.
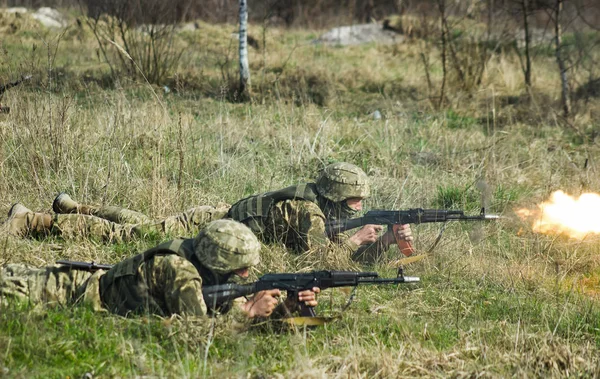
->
xmin=326 ymin=208 xmax=500 ymax=256
xmin=56 ymin=259 xmax=114 ymax=271
xmin=55 ymin=261 xmax=419 ymax=317
xmin=202 ymin=270 xmax=419 ymax=317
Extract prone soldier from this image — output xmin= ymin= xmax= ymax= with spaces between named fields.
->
xmin=0 ymin=219 xmax=319 ymax=319
xmin=3 ymin=162 xmax=413 ymax=263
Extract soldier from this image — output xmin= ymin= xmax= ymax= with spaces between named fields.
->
xmin=5 ymin=162 xmax=413 ymax=262
xmin=225 ymin=162 xmax=413 ymax=263
xmin=0 ymin=219 xmax=319 ymax=319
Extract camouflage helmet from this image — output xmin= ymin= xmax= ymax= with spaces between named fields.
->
xmin=315 ymin=162 xmax=370 ymax=203
xmin=194 ymin=219 xmax=261 ymax=274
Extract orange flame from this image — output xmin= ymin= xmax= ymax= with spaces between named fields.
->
xmin=516 ymin=191 xmax=600 ymax=240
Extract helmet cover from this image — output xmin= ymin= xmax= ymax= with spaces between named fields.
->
xmin=194 ymin=219 xmax=261 ymax=274
xmin=315 ymin=162 xmax=370 ymax=202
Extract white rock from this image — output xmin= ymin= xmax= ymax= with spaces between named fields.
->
xmin=316 ymin=23 xmax=403 ymax=46
xmin=32 ymin=7 xmax=67 ymax=28
xmin=178 ymin=22 xmax=199 ymax=32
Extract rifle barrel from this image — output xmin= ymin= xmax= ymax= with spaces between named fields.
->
xmin=56 ymin=260 xmax=114 ymax=271
xmin=359 ymin=276 xmax=420 ymax=284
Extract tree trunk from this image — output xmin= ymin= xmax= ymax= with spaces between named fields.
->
xmin=437 ymin=0 xmax=447 ymax=109
xmin=239 ymin=0 xmax=250 ymax=97
xmin=554 ymin=0 xmax=570 ymax=117
xmin=521 ymin=0 xmax=532 ymax=87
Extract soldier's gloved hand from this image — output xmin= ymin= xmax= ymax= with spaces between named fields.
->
xmin=298 ymin=287 xmax=320 ymax=307
xmin=242 ymin=289 xmax=281 ymax=318
xmin=349 ymin=224 xmax=384 ymax=245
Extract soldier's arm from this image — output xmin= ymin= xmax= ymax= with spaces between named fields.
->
xmin=153 ymin=255 xmax=208 ymax=317
xmin=295 ymin=201 xmax=361 ymax=263
xmin=352 ymin=224 xmax=414 ymax=263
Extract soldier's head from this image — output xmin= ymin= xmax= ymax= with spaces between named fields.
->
xmin=194 ymin=219 xmax=261 ymax=277
xmin=315 ymin=162 xmax=370 ymax=218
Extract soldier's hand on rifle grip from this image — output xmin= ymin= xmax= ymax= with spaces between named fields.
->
xmin=348 ymin=224 xmax=384 ymax=246
xmin=241 ymin=289 xmax=281 ymax=318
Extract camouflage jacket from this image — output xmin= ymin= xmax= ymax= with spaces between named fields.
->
xmin=228 ymin=183 xmax=360 ymax=261
xmin=99 ymin=238 xmax=209 ymax=317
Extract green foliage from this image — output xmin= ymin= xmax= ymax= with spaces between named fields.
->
xmin=492 ymin=184 xmax=527 ymax=212
xmin=443 ymin=110 xmax=478 ymax=129
xmin=433 ymin=185 xmax=480 ymax=210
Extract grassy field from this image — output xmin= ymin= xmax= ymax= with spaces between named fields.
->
xmin=1 ymin=9 xmax=600 ymax=378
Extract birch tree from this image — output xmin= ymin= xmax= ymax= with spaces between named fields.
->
xmin=239 ymin=0 xmax=250 ymax=97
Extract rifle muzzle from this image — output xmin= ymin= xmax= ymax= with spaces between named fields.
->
xmin=401 ymin=276 xmax=420 ymax=283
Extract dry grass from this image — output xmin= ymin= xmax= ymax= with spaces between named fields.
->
xmin=0 ymin=10 xmax=600 ymax=377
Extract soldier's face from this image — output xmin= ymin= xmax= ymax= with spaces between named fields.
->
xmin=234 ymin=267 xmax=250 ymax=278
xmin=346 ymin=198 xmax=363 ymax=211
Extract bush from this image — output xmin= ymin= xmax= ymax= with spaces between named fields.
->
xmin=82 ymin=0 xmax=189 ymax=84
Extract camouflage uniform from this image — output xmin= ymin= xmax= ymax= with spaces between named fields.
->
xmin=0 ymin=264 xmax=104 ymax=310
xmin=227 ymin=162 xmax=379 ymax=263
xmin=5 ymin=163 xmax=387 ymax=262
xmin=3 ymin=199 xmax=229 ymax=242
xmin=226 ymin=185 xmax=354 ymax=259
xmin=0 ymin=220 xmax=260 ymax=318
xmin=66 ymin=202 xmax=230 ymax=237
xmin=2 ymin=208 xmax=146 ymax=243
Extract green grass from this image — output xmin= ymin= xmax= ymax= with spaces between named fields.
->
xmin=2 ymin=267 xmax=599 ymax=377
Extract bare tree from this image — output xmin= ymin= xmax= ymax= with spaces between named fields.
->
xmin=81 ymin=0 xmax=186 ymax=85
xmin=437 ymin=0 xmax=448 ymax=109
xmin=554 ymin=0 xmax=571 ymax=117
xmin=519 ymin=0 xmax=533 ymax=87
xmin=239 ymin=0 xmax=251 ymax=98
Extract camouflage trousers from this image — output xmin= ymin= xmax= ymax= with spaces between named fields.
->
xmin=5 ymin=205 xmax=230 ymax=242
xmin=0 ymin=264 xmax=105 ymax=310
xmin=73 ymin=204 xmax=231 ymax=240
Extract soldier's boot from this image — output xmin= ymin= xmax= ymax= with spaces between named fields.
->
xmin=53 ymin=193 xmax=97 ymax=215
xmin=6 ymin=203 xmax=54 ymax=236
xmin=7 ymin=203 xmax=31 ymax=218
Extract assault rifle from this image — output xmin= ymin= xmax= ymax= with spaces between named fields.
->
xmin=56 ymin=259 xmax=113 ymax=271
xmin=200 ymin=270 xmax=420 ymax=317
xmin=326 ymin=208 xmax=500 ymax=256
xmin=55 ymin=260 xmax=419 ymax=317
